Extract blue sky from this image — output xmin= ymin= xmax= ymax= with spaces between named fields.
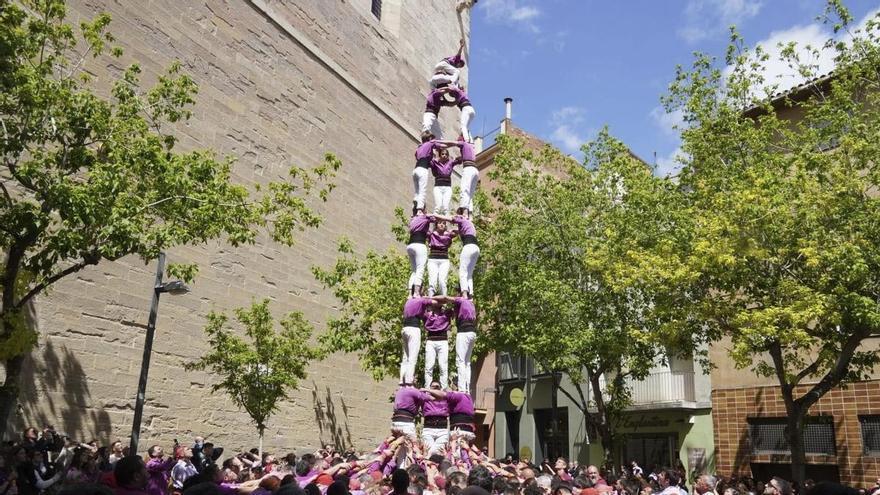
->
xmin=466 ymin=0 xmax=880 ymax=174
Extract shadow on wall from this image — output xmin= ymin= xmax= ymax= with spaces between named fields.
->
xmin=14 ymin=339 xmax=113 ymax=443
xmin=312 ymin=385 xmax=353 ymax=449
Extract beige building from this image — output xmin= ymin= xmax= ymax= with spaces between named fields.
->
xmin=2 ymin=0 xmax=471 ymax=453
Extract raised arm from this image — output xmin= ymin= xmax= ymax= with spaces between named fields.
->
xmin=421 ymin=388 xmax=448 ymax=400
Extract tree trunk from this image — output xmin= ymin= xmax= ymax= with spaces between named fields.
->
xmin=258 ymin=427 xmax=264 ymax=463
xmin=550 ymin=370 xmax=559 ymax=459
xmin=0 ymin=354 xmax=24 ymax=434
xmin=589 ymin=371 xmax=615 ymax=468
xmin=786 ymin=409 xmax=807 ymax=484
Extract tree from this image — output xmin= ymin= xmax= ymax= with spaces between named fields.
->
xmin=664 ymin=1 xmax=880 ymax=482
xmin=477 ymin=132 xmax=696 ymax=466
xmin=0 ymin=0 xmax=340 ymax=428
xmin=312 ymin=208 xmax=431 ymax=380
xmin=185 ymin=299 xmax=323 ymax=455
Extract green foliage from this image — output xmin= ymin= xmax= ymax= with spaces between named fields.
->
xmin=0 ymin=0 xmax=340 ymax=359
xmin=184 ymin=299 xmax=323 ymax=433
xmin=477 ymin=132 xmax=695 ymax=451
xmin=666 ymin=4 xmax=880 ymax=391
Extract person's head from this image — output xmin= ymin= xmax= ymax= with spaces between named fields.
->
xmin=421 ymin=132 xmax=434 ymax=143
xmin=524 ymin=485 xmax=544 ymax=495
xmin=392 ymin=469 xmax=410 ymax=493
xmin=438 ymin=148 xmax=450 ymax=162
xmin=493 ymin=476 xmax=508 ymax=494
xmin=176 ymin=446 xmax=193 ymax=460
xmin=658 ymin=470 xmax=678 ymax=489
xmin=111 ymin=441 xmax=124 ymax=454
xmin=620 ymin=479 xmax=642 ymax=495
xmin=536 ymin=476 xmax=553 ymax=494
xmin=468 ymin=466 xmax=493 ymax=492
xmin=260 ymin=476 xmax=282 ymax=493
xmin=147 ymin=445 xmax=163 ymax=459
xmin=296 ymin=454 xmax=318 ymax=477
xmin=521 ymin=467 xmax=537 ymax=482
xmin=71 ymin=449 xmax=91 ymax=469
xmin=765 ymin=478 xmax=792 ymax=495
xmin=328 ymin=481 xmax=349 ymax=495
xmin=263 ymin=453 xmax=276 ymax=465
xmin=203 ymin=443 xmax=215 ymax=457
xmin=586 ymin=466 xmax=601 ymax=484
xmin=435 ymin=220 xmax=448 ymax=234
xmin=696 ymin=475 xmax=717 ymax=495
xmin=284 ymin=453 xmax=297 ymax=467
xmin=115 ymin=455 xmax=148 ymax=489
xmin=183 ymin=482 xmax=221 ymax=495
xmin=553 ymin=483 xmax=573 ymax=495
xmin=23 ymin=428 xmax=38 ymax=441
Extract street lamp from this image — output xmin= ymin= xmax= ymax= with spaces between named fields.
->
xmin=129 ymin=252 xmax=190 ymax=454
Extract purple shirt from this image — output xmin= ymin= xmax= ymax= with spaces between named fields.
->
xmin=431 ymin=158 xmax=455 ymax=180
xmin=408 ymin=214 xmax=435 ymax=235
xmin=446 ymin=391 xmax=474 ymax=416
xmin=415 ymin=140 xmax=438 ymax=161
xmin=453 ymin=297 xmax=476 ymax=323
xmin=456 ymin=141 xmax=475 ymax=162
xmin=394 ymin=387 xmax=428 ymax=415
xmin=444 ymin=54 xmax=464 ymax=67
xmin=403 ymin=297 xmax=433 ymax=319
xmin=453 ymin=215 xmax=476 ymax=237
xmin=428 ymin=230 xmax=456 ymax=250
xmin=146 ymin=457 xmax=175 ymax=495
xmin=425 ymin=89 xmax=445 ymax=114
xmin=445 ymin=87 xmax=471 ymax=108
xmin=424 ymin=309 xmax=452 ymax=334
xmin=423 ymin=398 xmax=449 ymax=418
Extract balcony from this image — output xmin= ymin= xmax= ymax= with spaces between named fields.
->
xmin=626 ymin=370 xmax=697 ymax=410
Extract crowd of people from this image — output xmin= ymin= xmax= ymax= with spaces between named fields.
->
xmin=1 ymin=426 xmax=875 ymax=495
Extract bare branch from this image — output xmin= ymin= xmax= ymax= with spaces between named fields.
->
xmin=15 ymin=254 xmax=100 ymax=309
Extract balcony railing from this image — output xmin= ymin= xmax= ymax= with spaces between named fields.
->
xmin=627 ymin=370 xmax=695 ymax=406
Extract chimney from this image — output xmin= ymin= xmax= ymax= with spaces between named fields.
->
xmin=500 ymin=97 xmax=513 ymax=134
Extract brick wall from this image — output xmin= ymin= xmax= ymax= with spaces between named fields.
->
xmin=712 ymin=380 xmax=880 ymax=486
xmin=5 ymin=0 xmax=470 ymax=453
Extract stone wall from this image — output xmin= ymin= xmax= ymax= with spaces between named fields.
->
xmin=5 ymin=0 xmax=471 ymax=453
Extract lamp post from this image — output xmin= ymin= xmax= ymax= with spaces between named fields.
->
xmin=129 ymin=252 xmax=190 ymax=454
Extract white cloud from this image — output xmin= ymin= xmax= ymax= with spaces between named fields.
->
xmin=724 ymin=7 xmax=880 ymax=93
xmin=655 ymin=147 xmax=687 ymax=177
xmin=479 ymin=0 xmax=541 ymax=33
xmin=650 ymin=106 xmax=685 ymax=138
xmin=549 ymin=107 xmax=588 ymax=155
xmin=678 ymin=0 xmax=763 ymax=43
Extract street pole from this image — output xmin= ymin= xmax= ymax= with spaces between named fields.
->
xmin=130 ymin=252 xmax=166 ymax=455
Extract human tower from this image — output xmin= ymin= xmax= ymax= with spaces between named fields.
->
xmin=389 ymin=36 xmax=480 ymax=456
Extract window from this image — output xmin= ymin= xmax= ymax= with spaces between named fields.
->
xmin=748 ymin=417 xmax=836 ymax=455
xmin=371 ymin=0 xmax=382 ymax=19
xmin=535 ymin=407 xmax=569 ymax=460
xmin=498 ymin=352 xmax=529 ymax=381
xmin=859 ymin=415 xmax=880 ymax=454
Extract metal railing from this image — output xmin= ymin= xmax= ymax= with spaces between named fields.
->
xmin=627 ymin=370 xmax=696 ymax=405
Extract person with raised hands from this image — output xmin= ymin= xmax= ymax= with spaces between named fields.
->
xmin=430 ymin=39 xmax=467 ymax=90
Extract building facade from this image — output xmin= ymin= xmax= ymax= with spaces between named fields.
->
xmin=3 ymin=0 xmax=470 ymax=453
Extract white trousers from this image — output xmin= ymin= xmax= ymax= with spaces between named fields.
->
xmin=456 ymin=331 xmax=477 ymax=394
xmin=422 ymin=112 xmax=443 ymax=139
xmin=460 ymin=105 xmax=476 ymax=142
xmin=459 ymin=167 xmax=479 ymax=213
xmin=433 ymin=186 xmax=452 ymax=214
xmin=422 ymin=427 xmax=450 ymax=456
xmin=399 ymin=326 xmax=421 ymax=385
xmin=427 ymin=258 xmax=450 ymax=296
xmin=413 ymin=167 xmax=429 ymax=210
xmin=407 ymin=243 xmax=428 ymax=293
xmin=459 ymin=244 xmax=480 ymax=296
xmin=424 ymin=339 xmax=449 ymax=389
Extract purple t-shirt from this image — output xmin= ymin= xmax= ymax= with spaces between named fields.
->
xmin=423 ymin=398 xmax=449 ymax=418
xmin=146 ymin=457 xmax=176 ymax=495
xmin=446 ymin=391 xmax=474 ymax=416
xmin=425 ymin=89 xmax=445 ymax=114
xmin=444 ymin=54 xmax=464 ymax=67
xmin=415 ymin=140 xmax=438 ymax=161
xmin=457 ymin=141 xmax=476 ymax=162
xmin=394 ymin=387 xmax=427 ymax=415
xmin=431 ymin=158 xmax=456 ymax=180
xmin=403 ymin=297 xmax=433 ymax=319
xmin=453 ymin=215 xmax=476 ymax=237
xmin=428 ymin=230 xmax=456 ymax=250
xmin=424 ymin=309 xmax=452 ymax=334
xmin=409 ymin=214 xmax=435 ymax=235
xmin=445 ymin=87 xmax=471 ymax=108
xmin=453 ymin=297 xmax=476 ymax=323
